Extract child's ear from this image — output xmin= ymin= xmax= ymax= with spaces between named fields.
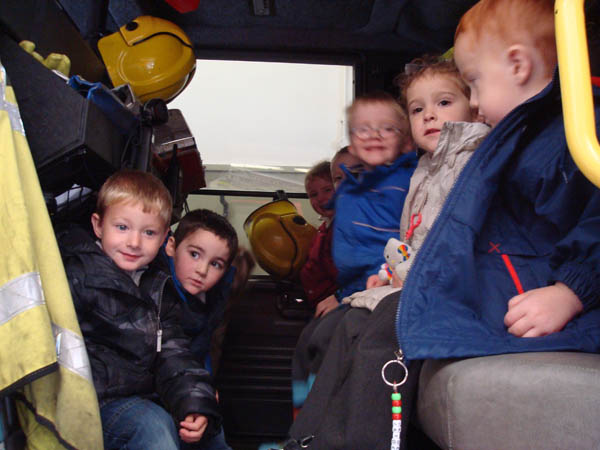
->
xmin=506 ymin=44 xmax=533 ymax=86
xmin=401 ymin=136 xmax=416 ymax=154
xmin=165 ymin=236 xmax=177 ymax=257
xmin=91 ymin=213 xmax=102 ymax=239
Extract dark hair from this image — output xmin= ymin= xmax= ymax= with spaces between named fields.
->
xmin=230 ymin=247 xmax=256 ymax=299
xmin=305 ymin=160 xmax=332 ymax=187
xmin=173 ymin=209 xmax=239 ymax=266
xmin=332 ymin=145 xmax=350 ymax=161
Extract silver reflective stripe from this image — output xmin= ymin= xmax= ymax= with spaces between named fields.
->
xmin=0 ymin=272 xmax=45 ymax=325
xmin=0 ymin=272 xmax=93 ymax=384
xmin=0 ymin=64 xmax=26 ymax=136
xmin=52 ymin=324 xmax=93 ymax=384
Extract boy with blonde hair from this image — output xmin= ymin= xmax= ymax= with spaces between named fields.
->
xmin=333 ymin=91 xmax=417 ymax=299
xmin=58 ymin=170 xmax=222 ymax=450
xmin=287 ymin=1 xmax=600 ymax=448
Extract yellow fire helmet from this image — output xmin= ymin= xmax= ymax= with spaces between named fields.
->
xmin=98 ymin=16 xmax=196 ymax=103
xmin=244 ymin=199 xmax=317 ymax=279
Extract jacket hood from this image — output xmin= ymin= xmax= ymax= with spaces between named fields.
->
xmin=427 ymin=121 xmax=491 ymax=172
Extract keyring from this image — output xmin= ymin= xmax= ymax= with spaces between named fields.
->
xmin=381 ymin=357 xmax=408 ymax=388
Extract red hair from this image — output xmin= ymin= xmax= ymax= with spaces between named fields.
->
xmin=455 ymin=0 xmax=557 ymax=76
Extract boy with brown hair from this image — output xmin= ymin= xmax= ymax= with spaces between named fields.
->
xmin=163 ymin=208 xmax=240 ymax=450
xmin=58 ymin=170 xmax=222 ymax=450
xmin=287 ymin=1 xmax=600 ymax=448
xmin=164 ymin=208 xmax=239 ymax=369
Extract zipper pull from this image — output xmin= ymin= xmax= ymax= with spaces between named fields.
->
xmin=382 ymin=349 xmax=408 ymax=387
xmin=156 ymin=328 xmax=163 ymax=352
xmin=395 ymin=349 xmax=405 ymax=362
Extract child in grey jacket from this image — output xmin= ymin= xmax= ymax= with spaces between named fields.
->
xmin=346 ymin=55 xmax=489 ymax=310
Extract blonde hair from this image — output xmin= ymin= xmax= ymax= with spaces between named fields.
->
xmin=96 ymin=170 xmax=172 ymax=228
xmin=455 ymin=0 xmax=556 ymax=76
xmin=395 ymin=55 xmax=470 ymax=109
xmin=347 ymin=91 xmax=409 ymax=133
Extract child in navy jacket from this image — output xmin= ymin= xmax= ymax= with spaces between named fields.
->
xmin=163 ymin=209 xmax=239 ymax=450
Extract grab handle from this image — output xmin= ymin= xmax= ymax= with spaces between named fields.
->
xmin=555 ymin=0 xmax=600 ymax=188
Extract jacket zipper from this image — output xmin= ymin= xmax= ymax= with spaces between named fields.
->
xmin=156 ymin=278 xmax=165 ymax=353
xmin=395 ymin=136 xmax=485 ymax=357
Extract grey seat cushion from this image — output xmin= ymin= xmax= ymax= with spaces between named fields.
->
xmin=417 ymin=352 xmax=600 ymax=450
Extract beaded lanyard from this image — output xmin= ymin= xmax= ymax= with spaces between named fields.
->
xmin=381 ymin=350 xmax=409 ymax=450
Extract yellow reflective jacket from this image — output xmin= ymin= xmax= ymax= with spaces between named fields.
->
xmin=0 ymin=60 xmax=102 ymax=449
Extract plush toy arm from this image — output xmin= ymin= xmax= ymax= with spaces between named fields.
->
xmin=378 ymin=263 xmax=394 ymax=281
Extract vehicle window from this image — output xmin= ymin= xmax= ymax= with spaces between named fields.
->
xmin=169 ymin=59 xmax=354 ymax=192
xmin=169 ymin=59 xmax=354 ymax=275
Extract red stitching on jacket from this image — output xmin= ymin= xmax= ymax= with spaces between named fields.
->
xmin=488 ymin=242 xmax=500 ymax=253
xmin=501 ymin=254 xmax=525 ymax=294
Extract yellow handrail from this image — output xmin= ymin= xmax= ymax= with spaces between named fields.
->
xmin=555 ymin=0 xmax=600 ymax=188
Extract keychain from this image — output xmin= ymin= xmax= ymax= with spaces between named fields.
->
xmin=381 ymin=350 xmax=409 ymax=450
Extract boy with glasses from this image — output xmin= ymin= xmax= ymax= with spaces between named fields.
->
xmin=332 ymin=91 xmax=417 ymax=301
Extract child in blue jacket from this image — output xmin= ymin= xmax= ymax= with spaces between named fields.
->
xmin=287 ymin=1 xmax=600 ymax=449
xmin=332 ymin=90 xmax=417 ymax=299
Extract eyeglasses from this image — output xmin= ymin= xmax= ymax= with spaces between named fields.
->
xmin=350 ymin=125 xmax=404 ymax=140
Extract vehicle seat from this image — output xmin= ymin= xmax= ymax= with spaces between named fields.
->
xmin=417 ymin=352 xmax=600 ymax=450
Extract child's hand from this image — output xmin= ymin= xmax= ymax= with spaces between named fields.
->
xmin=366 ymin=274 xmax=388 ymax=289
xmin=391 ymin=272 xmax=403 ymax=288
xmin=504 ymin=282 xmax=583 ymax=337
xmin=179 ymin=414 xmax=208 ymax=443
xmin=315 ymin=295 xmax=339 ymax=318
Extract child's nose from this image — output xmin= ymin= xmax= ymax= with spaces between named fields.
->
xmin=469 ymin=93 xmax=479 ymax=111
xmin=127 ymin=232 xmax=141 ymax=248
xmin=424 ymin=107 xmax=436 ymax=121
xmin=196 ymin=260 xmax=209 ymax=275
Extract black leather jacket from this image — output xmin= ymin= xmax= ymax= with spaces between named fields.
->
xmin=57 ymin=226 xmax=221 ymax=435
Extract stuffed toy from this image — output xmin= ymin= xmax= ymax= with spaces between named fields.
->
xmin=378 ymin=238 xmax=413 ymax=282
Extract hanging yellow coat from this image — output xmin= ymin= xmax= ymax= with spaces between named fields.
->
xmin=0 ymin=60 xmax=102 ymax=449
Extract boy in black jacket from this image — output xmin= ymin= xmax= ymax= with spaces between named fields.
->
xmin=58 ymin=170 xmax=220 ymax=450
